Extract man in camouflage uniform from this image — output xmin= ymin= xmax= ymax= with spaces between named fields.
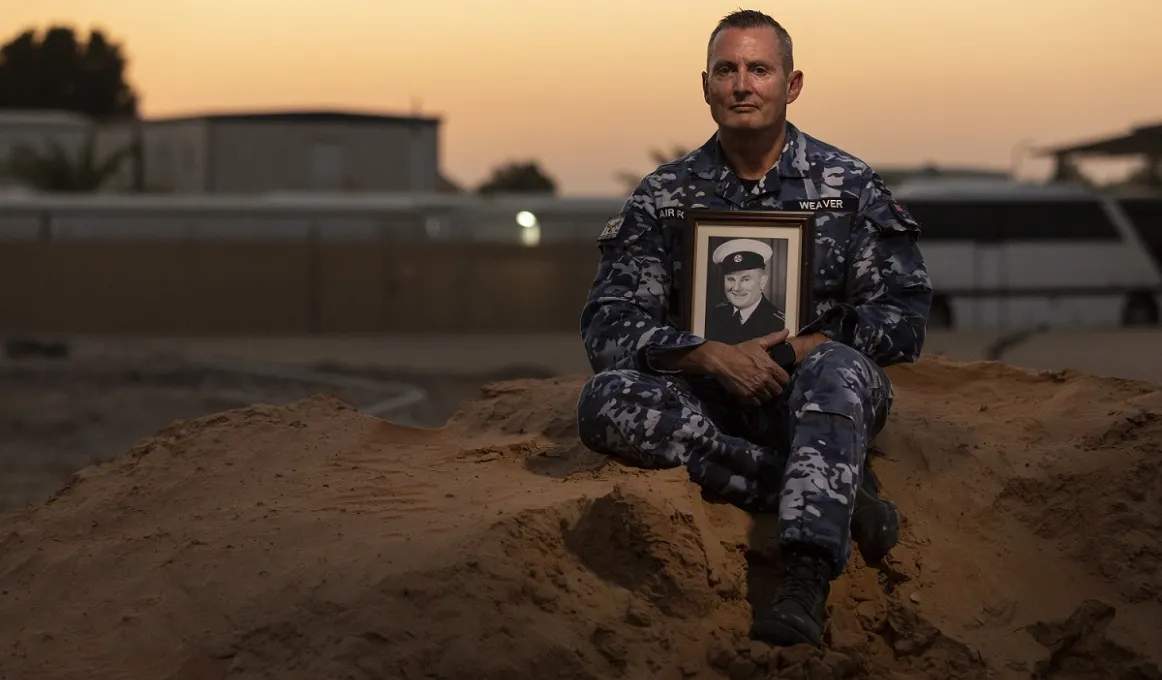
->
xmin=574 ymin=9 xmax=932 ymax=647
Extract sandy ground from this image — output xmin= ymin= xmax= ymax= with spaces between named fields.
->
xmin=1 ymin=330 xmax=1160 ymax=679
xmin=0 ymin=350 xmax=554 ymax=510
xmin=1 ymin=347 xmax=1160 ymax=679
xmin=2 ymin=329 xmax=1161 ymax=513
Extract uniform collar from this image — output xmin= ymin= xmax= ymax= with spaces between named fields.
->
xmin=691 ymin=121 xmax=810 ymax=183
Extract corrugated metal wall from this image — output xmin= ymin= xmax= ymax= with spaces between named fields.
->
xmin=0 ymin=240 xmax=600 ymax=334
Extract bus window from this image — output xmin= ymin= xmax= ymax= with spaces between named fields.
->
xmin=901 ymin=202 xmax=1002 ymax=242
xmin=1120 ymin=198 xmax=1162 ymax=265
xmin=998 ymin=200 xmax=1119 ymax=241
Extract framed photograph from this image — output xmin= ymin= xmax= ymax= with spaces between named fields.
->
xmin=681 ymin=209 xmax=816 ymax=343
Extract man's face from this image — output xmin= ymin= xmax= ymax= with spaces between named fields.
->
xmin=701 ymin=26 xmax=802 ymax=132
xmin=724 ymin=268 xmax=766 ymax=309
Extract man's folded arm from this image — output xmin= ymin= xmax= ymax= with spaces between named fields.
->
xmin=580 ymin=181 xmax=706 ymax=375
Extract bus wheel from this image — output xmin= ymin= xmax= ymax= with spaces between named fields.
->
xmin=1121 ymin=291 xmax=1159 ymax=327
xmin=928 ymin=296 xmax=953 ymax=329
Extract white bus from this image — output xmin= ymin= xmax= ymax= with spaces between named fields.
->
xmin=893 ymin=178 xmax=1162 ymax=330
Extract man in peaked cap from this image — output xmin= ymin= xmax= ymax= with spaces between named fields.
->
xmin=706 ymin=238 xmax=786 ymax=344
xmin=574 ymin=8 xmax=931 ymax=648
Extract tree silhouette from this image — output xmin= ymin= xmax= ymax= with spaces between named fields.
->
xmin=0 ymin=25 xmax=138 ymax=120
xmin=614 ymin=144 xmax=691 ymax=193
xmin=4 ymin=131 xmax=134 ymax=192
xmin=476 ymin=160 xmax=557 ymax=195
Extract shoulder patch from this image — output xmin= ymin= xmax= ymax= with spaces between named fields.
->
xmin=889 ymin=200 xmax=919 ymax=227
xmin=597 ymin=215 xmax=625 ymax=241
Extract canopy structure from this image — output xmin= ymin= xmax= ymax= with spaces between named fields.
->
xmin=1038 ymin=122 xmax=1162 ymax=187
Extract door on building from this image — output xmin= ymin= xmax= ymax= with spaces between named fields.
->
xmin=310 ymin=140 xmax=345 ymax=190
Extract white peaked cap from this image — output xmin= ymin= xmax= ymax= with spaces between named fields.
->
xmin=712 ymin=238 xmax=773 ymax=266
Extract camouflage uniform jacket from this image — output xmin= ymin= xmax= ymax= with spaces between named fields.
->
xmin=580 ymin=122 xmax=933 ymax=374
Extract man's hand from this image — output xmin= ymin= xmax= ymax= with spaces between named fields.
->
xmin=701 ymin=330 xmax=792 ymax=406
xmin=649 ymin=330 xmax=816 ymax=406
xmin=787 ymin=332 xmax=828 ymax=364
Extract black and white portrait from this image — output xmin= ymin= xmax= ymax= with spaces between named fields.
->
xmin=704 ymin=237 xmax=788 ymax=344
xmin=682 ymin=210 xmax=814 ymax=342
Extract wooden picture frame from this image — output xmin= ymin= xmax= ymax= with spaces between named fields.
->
xmin=681 ymin=209 xmax=816 ymax=343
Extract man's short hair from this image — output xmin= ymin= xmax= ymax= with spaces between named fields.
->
xmin=707 ymin=9 xmax=794 ymax=75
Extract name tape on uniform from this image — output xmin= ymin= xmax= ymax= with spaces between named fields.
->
xmin=795 ymin=196 xmax=859 ymax=212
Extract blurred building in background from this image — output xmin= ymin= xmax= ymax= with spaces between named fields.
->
xmin=1 ymin=107 xmax=456 ymax=195
xmin=876 ymin=164 xmax=1012 ymax=190
xmin=2 ymin=109 xmax=1160 ymax=336
xmin=1039 ymin=120 xmax=1162 ymax=196
xmin=99 ymin=109 xmax=448 ymax=194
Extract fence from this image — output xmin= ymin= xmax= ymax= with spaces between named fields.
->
xmin=13 ymin=190 xmax=1156 ymax=335
xmin=0 ymin=193 xmax=624 ymax=335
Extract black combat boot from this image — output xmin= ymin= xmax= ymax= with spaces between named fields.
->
xmin=750 ymin=543 xmax=834 ymax=646
xmin=850 ymin=464 xmax=900 ymax=564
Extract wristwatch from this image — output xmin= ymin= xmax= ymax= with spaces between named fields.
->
xmin=768 ymin=341 xmax=796 ymax=371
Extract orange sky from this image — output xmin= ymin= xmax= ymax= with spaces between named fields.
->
xmin=3 ymin=0 xmax=1161 ymax=196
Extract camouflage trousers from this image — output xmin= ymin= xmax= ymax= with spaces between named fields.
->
xmin=576 ymin=341 xmax=892 ymax=576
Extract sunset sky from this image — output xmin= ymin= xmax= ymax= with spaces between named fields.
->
xmin=3 ymin=0 xmax=1160 ymax=196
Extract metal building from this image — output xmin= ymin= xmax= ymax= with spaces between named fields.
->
xmin=98 ymin=109 xmax=445 ymax=194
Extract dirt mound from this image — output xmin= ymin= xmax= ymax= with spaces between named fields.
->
xmin=1 ymin=356 xmax=1160 ymax=680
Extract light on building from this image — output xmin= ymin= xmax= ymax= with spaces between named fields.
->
xmin=516 ymin=210 xmax=537 ymax=228
xmin=520 ymin=224 xmax=541 ymax=247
